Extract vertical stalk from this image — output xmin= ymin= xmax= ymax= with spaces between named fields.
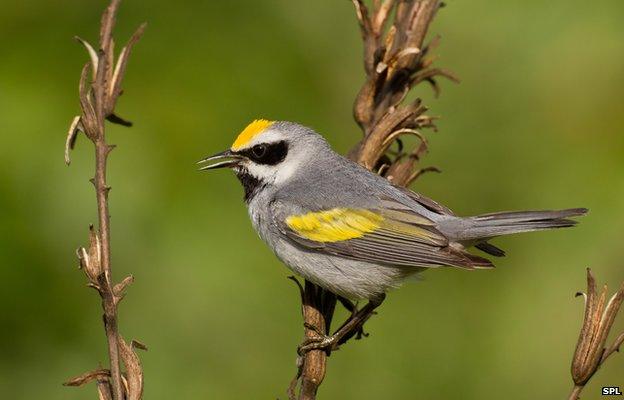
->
xmin=298 ymin=282 xmax=335 ymax=400
xmin=63 ymin=2 xmax=146 ymax=399
xmin=568 ymin=385 xmax=582 ymax=400
xmin=94 ymin=139 xmax=123 ymax=400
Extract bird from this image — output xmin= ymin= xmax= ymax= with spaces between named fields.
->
xmin=199 ymin=119 xmax=587 ymax=352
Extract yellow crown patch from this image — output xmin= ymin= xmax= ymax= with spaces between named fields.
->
xmin=231 ymin=119 xmax=274 ymax=150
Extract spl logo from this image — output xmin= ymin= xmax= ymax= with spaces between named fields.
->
xmin=602 ymin=387 xmax=622 ymax=396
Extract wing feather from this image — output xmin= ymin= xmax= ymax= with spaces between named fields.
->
xmin=277 ymin=204 xmax=492 ymax=270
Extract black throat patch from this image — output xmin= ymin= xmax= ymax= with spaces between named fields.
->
xmin=235 ymin=170 xmax=266 ymax=203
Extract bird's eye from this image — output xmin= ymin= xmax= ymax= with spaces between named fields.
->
xmin=252 ymin=144 xmax=267 ymax=158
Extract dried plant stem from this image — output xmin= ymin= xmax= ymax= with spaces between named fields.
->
xmin=95 ymin=136 xmax=123 ymax=400
xmin=288 ymin=279 xmax=336 ymax=400
xmin=568 ymin=385 xmax=583 ymax=400
xmin=299 ymin=282 xmax=334 ymax=400
xmin=290 ymin=1 xmax=452 ymax=398
xmin=63 ymin=1 xmax=146 ymax=399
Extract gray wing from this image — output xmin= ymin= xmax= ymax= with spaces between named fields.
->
xmin=393 ymin=185 xmax=506 ymax=257
xmin=270 ymin=197 xmax=493 ymax=270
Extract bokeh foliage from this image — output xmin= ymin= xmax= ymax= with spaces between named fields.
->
xmin=0 ymin=0 xmax=623 ymax=399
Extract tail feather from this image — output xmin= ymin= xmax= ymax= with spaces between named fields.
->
xmin=459 ymin=208 xmax=588 ymax=241
xmin=474 ymin=208 xmax=588 ymax=221
xmin=475 ymin=242 xmax=506 ymax=257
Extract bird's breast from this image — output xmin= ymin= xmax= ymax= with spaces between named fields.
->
xmin=246 ymin=193 xmax=278 ymax=249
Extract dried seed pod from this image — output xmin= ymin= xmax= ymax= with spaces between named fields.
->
xmin=77 ymin=225 xmax=103 ymax=283
xmin=571 ymin=269 xmax=624 ymax=386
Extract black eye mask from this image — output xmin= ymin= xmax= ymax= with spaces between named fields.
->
xmin=236 ymin=141 xmax=289 ymax=166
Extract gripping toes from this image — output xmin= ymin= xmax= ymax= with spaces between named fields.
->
xmin=297 ymin=334 xmax=339 ymax=355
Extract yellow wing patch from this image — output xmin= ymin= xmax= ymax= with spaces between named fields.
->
xmin=380 ymin=217 xmax=446 ymax=245
xmin=231 ymin=119 xmax=274 ymax=150
xmin=286 ymin=208 xmax=384 ymax=243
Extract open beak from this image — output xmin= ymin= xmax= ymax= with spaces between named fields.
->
xmin=197 ymin=150 xmax=243 ymax=171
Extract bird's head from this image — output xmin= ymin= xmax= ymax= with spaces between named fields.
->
xmin=199 ymin=119 xmax=330 ymax=197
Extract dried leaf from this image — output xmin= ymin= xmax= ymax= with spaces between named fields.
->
xmin=113 ymin=275 xmax=134 ymax=299
xmin=373 ymin=0 xmax=396 ymax=34
xmin=96 ymin=380 xmax=113 ymax=400
xmin=118 ymin=335 xmax=144 ymax=400
xmin=74 ymin=36 xmax=99 ymax=79
xmin=76 ymin=225 xmax=102 ymax=282
xmin=99 ymin=0 xmax=121 ymax=53
xmin=88 ymin=225 xmax=102 ymax=271
xmin=106 ymin=37 xmax=115 ymax=100
xmin=396 ymin=46 xmax=421 ymax=59
xmin=65 ymin=116 xmax=82 ymax=165
xmin=350 ymin=0 xmax=371 ymax=37
xmin=109 ymin=22 xmax=147 ymax=109
xmin=602 ymin=282 xmax=624 ymax=338
xmin=78 ymin=63 xmax=98 ymax=139
xmin=382 ymin=25 xmax=397 ymax=64
xmin=63 ymin=369 xmax=110 ymax=387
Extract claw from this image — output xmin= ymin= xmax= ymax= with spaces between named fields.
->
xmin=297 ymin=333 xmax=339 ymax=355
xmin=355 ymin=327 xmax=370 ymax=340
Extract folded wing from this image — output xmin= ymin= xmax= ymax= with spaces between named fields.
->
xmin=274 ymin=203 xmax=493 ymax=270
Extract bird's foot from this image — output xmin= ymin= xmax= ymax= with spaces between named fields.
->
xmin=296 ymin=294 xmax=386 ymax=355
xmin=335 ymin=296 xmax=374 ymax=345
xmin=297 ymin=332 xmax=340 ymax=355
xmin=354 ymin=325 xmax=370 ymax=341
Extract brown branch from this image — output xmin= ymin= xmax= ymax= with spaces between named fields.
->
xmin=64 ymin=1 xmax=146 ymax=399
xmin=288 ymin=278 xmax=336 ymax=400
xmin=568 ymin=268 xmax=624 ymax=399
xmin=568 ymin=385 xmax=583 ymax=400
xmin=289 ymin=1 xmax=452 ymax=398
xmin=299 ymin=281 xmax=336 ymax=400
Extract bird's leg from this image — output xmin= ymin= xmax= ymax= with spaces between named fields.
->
xmin=298 ymin=294 xmax=385 ymax=355
xmin=337 ymin=296 xmax=370 ymax=343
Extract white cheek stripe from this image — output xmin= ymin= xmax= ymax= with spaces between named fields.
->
xmin=243 ymin=154 xmax=303 ymax=185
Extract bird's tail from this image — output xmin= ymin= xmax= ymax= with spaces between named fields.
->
xmin=457 ymin=208 xmax=588 ymax=242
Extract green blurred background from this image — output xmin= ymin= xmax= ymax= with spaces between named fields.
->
xmin=1 ymin=0 xmax=623 ymax=399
